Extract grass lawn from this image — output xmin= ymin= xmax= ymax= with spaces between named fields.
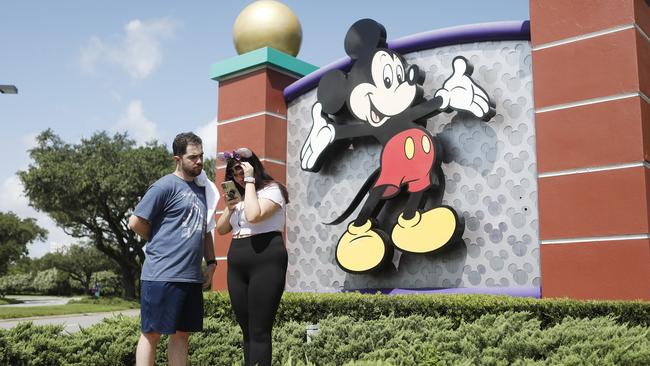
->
xmin=0 ymin=297 xmax=139 ymax=319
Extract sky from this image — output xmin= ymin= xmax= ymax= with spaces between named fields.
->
xmin=0 ymin=0 xmax=529 ymax=258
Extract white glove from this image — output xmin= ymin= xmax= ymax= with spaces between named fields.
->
xmin=300 ymin=102 xmax=336 ymax=171
xmin=435 ymin=56 xmax=492 ymax=119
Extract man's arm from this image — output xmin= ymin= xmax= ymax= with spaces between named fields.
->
xmin=128 ymin=215 xmax=151 ymax=241
xmin=202 ymin=232 xmax=216 ymax=289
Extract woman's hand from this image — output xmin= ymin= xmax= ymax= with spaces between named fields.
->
xmin=241 ymin=162 xmax=254 ymax=178
xmin=225 ymin=194 xmax=240 ymax=210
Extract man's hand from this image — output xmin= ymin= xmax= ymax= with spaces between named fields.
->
xmin=435 ymin=56 xmax=495 ymax=121
xmin=203 ymin=263 xmax=216 ymax=289
xmin=300 ymin=102 xmax=336 ymax=171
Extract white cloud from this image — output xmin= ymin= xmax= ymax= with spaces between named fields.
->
xmin=195 ymin=117 xmax=218 ymax=158
xmin=80 ymin=36 xmax=104 ymax=74
xmin=0 ymin=175 xmax=76 ymax=258
xmin=81 ymin=18 xmax=178 ymax=80
xmin=114 ymin=100 xmax=159 ymax=145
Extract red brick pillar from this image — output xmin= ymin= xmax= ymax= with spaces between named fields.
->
xmin=531 ymin=0 xmax=650 ymax=300
xmin=209 ymin=47 xmax=316 ymax=290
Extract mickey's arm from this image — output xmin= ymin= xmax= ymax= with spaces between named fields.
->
xmin=434 ymin=56 xmax=495 ymax=121
xmin=300 ymin=102 xmax=373 ymax=171
xmin=403 ymin=95 xmax=446 ymax=122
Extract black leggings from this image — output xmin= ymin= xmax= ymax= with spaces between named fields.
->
xmin=227 ymin=231 xmax=288 ymax=366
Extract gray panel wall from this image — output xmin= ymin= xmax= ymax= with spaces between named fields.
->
xmin=285 ymin=40 xmax=538 ymax=292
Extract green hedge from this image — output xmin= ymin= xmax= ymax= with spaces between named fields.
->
xmin=1 ymin=312 xmax=649 ymax=365
xmin=205 ymin=292 xmax=650 ymax=327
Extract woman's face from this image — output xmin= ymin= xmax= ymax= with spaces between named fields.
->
xmin=231 ymin=164 xmax=245 ymax=187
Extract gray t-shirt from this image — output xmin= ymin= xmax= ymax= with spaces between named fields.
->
xmin=134 ymin=174 xmax=207 ymax=283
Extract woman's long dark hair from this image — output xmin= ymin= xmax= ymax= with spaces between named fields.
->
xmin=224 ymin=151 xmax=290 ymax=204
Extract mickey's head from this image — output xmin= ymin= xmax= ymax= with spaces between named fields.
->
xmin=318 ymin=19 xmax=424 ymax=127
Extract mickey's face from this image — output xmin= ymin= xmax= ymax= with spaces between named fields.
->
xmin=349 ymin=50 xmax=418 ymax=127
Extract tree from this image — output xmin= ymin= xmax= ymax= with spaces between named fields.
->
xmin=19 ymin=129 xmax=173 ymax=299
xmin=7 ymin=255 xmax=34 ymax=275
xmin=203 ymin=157 xmax=216 ymax=183
xmin=0 ymin=212 xmax=47 ymax=275
xmin=41 ymin=243 xmax=115 ymax=294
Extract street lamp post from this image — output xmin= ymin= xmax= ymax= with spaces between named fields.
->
xmin=0 ymin=85 xmax=18 ymax=94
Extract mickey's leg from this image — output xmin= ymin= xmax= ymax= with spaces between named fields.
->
xmin=400 ymin=190 xmax=426 ymax=220
xmin=392 ymin=181 xmax=460 ymax=254
xmin=353 ymin=186 xmax=389 ymax=226
xmin=336 ymin=186 xmax=393 ymax=273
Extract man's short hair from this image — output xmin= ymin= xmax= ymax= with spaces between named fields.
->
xmin=173 ymin=132 xmax=203 ymax=156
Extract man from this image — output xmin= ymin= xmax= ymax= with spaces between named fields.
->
xmin=129 ymin=132 xmax=217 ymax=366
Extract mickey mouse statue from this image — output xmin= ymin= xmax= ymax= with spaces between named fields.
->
xmin=300 ymin=19 xmax=495 ymax=274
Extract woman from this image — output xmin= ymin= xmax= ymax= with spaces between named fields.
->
xmin=215 ymin=148 xmax=289 ymax=366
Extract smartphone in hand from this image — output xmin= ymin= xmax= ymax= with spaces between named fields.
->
xmin=221 ymin=180 xmax=242 ymax=201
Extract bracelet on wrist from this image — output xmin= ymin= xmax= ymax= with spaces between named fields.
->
xmin=244 ymin=176 xmax=255 ymax=184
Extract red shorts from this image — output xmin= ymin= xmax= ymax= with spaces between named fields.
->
xmin=374 ymin=128 xmax=435 ymax=197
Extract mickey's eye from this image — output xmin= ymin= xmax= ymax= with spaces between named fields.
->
xmin=396 ymin=65 xmax=404 ymax=84
xmin=382 ymin=64 xmax=393 ymax=88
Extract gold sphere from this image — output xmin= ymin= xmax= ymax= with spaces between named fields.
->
xmin=233 ymin=0 xmax=302 ymax=56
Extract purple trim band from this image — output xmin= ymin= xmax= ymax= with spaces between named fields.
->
xmin=352 ymin=287 xmax=541 ymax=298
xmin=284 ymin=20 xmax=530 ymax=103
xmin=287 ymin=287 xmax=541 ymax=298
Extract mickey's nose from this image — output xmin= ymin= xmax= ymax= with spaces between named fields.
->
xmin=406 ymin=65 xmax=421 ymax=85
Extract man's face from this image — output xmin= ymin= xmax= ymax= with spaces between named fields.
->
xmin=177 ymin=143 xmax=204 ymax=177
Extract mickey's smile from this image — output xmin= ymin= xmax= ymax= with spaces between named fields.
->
xmin=367 ymin=94 xmax=387 ymax=125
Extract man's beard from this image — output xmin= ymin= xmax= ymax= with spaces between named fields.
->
xmin=183 ymin=163 xmax=203 ymax=177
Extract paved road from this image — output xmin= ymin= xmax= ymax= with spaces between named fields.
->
xmin=3 ymin=295 xmax=82 ymax=307
xmin=0 ymin=309 xmax=140 ymax=333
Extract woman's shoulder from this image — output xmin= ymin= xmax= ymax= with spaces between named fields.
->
xmin=258 ymin=181 xmax=281 ymax=192
xmin=257 ymin=181 xmax=284 ymax=204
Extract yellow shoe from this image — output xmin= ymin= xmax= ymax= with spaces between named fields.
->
xmin=392 ymin=207 xmax=459 ymax=254
xmin=336 ymin=220 xmax=389 ymax=273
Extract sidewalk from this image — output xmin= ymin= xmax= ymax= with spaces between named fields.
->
xmin=3 ymin=295 xmax=82 ymax=307
xmin=0 ymin=309 xmax=140 ymax=333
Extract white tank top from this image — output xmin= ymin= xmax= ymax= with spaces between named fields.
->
xmin=229 ymin=183 xmax=286 ymax=236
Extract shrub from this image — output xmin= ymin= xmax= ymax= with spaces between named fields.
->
xmin=0 ymin=273 xmax=34 ymax=295
xmin=1 ymin=312 xmax=649 ymax=365
xmin=90 ymin=271 xmax=122 ymax=297
xmin=32 ymin=268 xmax=71 ymax=296
xmin=0 ymin=331 xmax=25 ymax=365
xmin=183 ymin=319 xmax=243 ymax=366
xmin=204 ymin=292 xmax=650 ymax=328
xmin=1 ymin=322 xmax=68 ymax=366
xmin=63 ymin=315 xmax=140 ymax=366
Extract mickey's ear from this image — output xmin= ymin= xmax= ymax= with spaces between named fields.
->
xmin=317 ymin=70 xmax=348 ymax=114
xmin=344 ymin=19 xmax=387 ymax=60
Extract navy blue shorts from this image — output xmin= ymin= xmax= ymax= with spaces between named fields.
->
xmin=140 ymin=281 xmax=203 ymax=334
